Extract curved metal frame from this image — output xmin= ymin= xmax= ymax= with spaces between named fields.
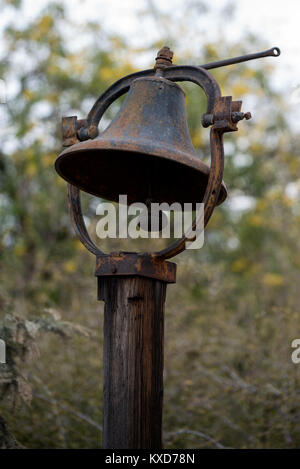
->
xmin=67 ymin=65 xmax=230 ymax=260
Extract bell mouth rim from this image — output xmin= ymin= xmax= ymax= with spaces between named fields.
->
xmin=55 ymin=139 xmax=227 ymax=205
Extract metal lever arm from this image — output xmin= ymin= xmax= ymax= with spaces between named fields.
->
xmin=199 ymin=46 xmax=281 ymax=71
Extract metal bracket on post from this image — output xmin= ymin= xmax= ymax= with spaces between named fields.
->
xmin=96 ymin=253 xmax=176 ymax=300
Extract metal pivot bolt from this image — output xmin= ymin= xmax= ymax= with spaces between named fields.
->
xmin=231 ymin=111 xmax=252 ymax=123
xmin=202 ymin=110 xmax=252 ymax=128
xmin=154 ymin=46 xmax=174 ymax=70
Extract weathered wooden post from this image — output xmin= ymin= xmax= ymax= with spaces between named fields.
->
xmin=100 ymin=275 xmax=167 ymax=448
xmin=55 ymin=46 xmax=280 ymax=449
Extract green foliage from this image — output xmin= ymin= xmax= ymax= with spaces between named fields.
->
xmin=0 ymin=0 xmax=300 ymax=449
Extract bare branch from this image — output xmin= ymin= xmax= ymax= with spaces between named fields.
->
xmin=165 ymin=428 xmax=231 ymax=449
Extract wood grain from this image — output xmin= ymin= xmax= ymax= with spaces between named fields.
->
xmin=99 ymin=276 xmax=167 ymax=449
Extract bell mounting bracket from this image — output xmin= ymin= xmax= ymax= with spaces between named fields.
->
xmin=62 ymin=47 xmax=257 ymax=283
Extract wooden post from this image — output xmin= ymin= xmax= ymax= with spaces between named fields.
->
xmin=99 ymin=276 xmax=167 ymax=449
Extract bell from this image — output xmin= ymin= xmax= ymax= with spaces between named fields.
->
xmin=55 ymin=76 xmax=227 ymax=206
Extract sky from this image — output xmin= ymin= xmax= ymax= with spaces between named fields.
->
xmin=1 ymin=0 xmax=300 ymax=94
xmin=79 ymin=0 xmax=299 ymax=97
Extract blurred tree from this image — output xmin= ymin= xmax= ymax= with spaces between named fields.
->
xmin=0 ymin=0 xmax=300 ymax=449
